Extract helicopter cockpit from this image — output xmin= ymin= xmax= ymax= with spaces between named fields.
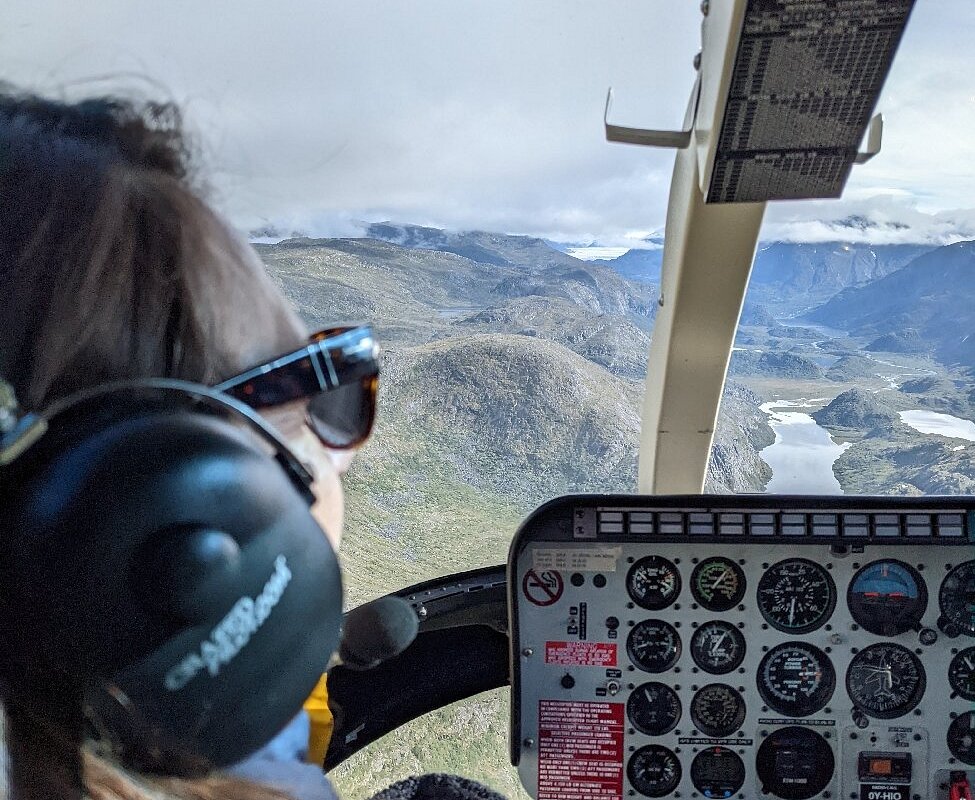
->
xmin=323 ymin=3 xmax=975 ymax=799
xmin=5 ymin=1 xmax=975 ymax=799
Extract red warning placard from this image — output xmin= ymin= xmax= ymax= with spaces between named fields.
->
xmin=545 ymin=641 xmax=617 ymax=667
xmin=537 ymin=700 xmax=624 ymax=800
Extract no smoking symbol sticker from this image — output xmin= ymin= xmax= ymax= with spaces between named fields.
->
xmin=522 ymin=569 xmax=564 ymax=606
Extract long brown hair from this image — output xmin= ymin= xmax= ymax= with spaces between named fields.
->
xmin=0 ymin=90 xmax=305 ymax=799
xmin=0 ymin=88 xmax=303 ymax=409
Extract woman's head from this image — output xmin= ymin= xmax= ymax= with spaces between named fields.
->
xmin=0 ymin=89 xmax=356 ymax=796
xmin=0 ymin=89 xmax=350 ymax=546
xmin=0 ymin=91 xmax=305 ymax=408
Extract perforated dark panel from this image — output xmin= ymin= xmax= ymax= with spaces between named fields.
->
xmin=707 ymin=0 xmax=915 ymax=204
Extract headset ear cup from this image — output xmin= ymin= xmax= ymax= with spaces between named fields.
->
xmin=2 ymin=401 xmax=343 ymax=769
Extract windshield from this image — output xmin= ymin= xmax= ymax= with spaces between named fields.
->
xmin=6 ymin=2 xmax=975 ymax=797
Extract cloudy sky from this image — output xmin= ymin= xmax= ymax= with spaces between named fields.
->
xmin=5 ymin=1 xmax=975 ymax=245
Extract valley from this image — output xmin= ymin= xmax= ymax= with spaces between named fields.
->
xmin=256 ymin=225 xmax=975 ymax=799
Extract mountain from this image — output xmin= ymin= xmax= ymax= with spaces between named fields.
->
xmin=865 ymin=330 xmax=929 ymax=355
xmin=708 ymin=383 xmax=774 ymax=493
xmin=592 ymin=239 xmax=932 ymax=313
xmin=729 ymin=350 xmax=824 ymax=379
xmin=739 ymin=302 xmax=777 ymax=327
xmin=367 ymin=222 xmax=582 ymax=270
xmin=594 ymin=246 xmax=664 ymax=284
xmin=831 ymin=435 xmax=975 ymax=496
xmin=746 ymin=241 xmax=933 ymax=313
xmin=825 ymin=354 xmax=884 ymax=382
xmin=811 ymin=389 xmax=899 ymax=436
xmin=256 ymin=228 xmax=779 ymax=800
xmin=806 ymin=240 xmax=975 ymax=367
xmin=456 ymin=297 xmax=652 ymax=379
xmin=258 ymin=236 xmax=657 ymax=350
xmin=364 ymin=225 xmax=658 ymax=323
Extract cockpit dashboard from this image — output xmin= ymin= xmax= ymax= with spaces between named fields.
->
xmin=509 ymin=495 xmax=975 ymax=800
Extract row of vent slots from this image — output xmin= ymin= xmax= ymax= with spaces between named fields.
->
xmin=599 ymin=511 xmax=966 ymax=537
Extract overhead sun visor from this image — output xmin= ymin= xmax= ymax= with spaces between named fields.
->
xmin=703 ymin=0 xmax=915 ymax=204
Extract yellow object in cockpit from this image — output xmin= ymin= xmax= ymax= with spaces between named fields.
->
xmin=304 ymin=674 xmax=334 ymax=766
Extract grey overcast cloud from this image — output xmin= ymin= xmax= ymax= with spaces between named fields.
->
xmin=5 ymin=1 xmax=975 ymax=246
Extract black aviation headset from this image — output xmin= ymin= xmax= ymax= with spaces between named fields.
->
xmin=0 ymin=378 xmax=343 ymax=776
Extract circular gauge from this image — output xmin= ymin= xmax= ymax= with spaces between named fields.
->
xmin=846 ymin=643 xmax=925 ymax=718
xmin=756 ymin=727 xmax=834 ymax=800
xmin=627 ymin=682 xmax=681 ymax=736
xmin=627 ymin=556 xmax=681 ymax=610
xmin=690 ymin=684 xmax=746 ymax=738
xmin=627 ymin=620 xmax=682 ymax=673
xmin=949 ymin=711 xmax=975 ymax=765
xmin=691 ymin=557 xmax=746 ymax=612
xmin=690 ymin=621 xmax=746 ymax=675
xmin=848 ymin=559 xmax=927 ymax=636
xmin=627 ymin=745 xmax=682 ymax=798
xmin=939 ymin=561 xmax=975 ymax=637
xmin=758 ymin=642 xmax=835 ymax=717
xmin=757 ymin=558 xmax=836 ymax=634
xmin=949 ymin=647 xmax=975 ymax=700
xmin=690 ymin=747 xmax=745 ymax=799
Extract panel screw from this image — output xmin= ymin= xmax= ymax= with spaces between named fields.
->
xmin=523 ymin=738 xmax=535 ymax=748
xmin=693 ymin=52 xmax=702 ymax=70
xmin=522 ymin=648 xmax=534 ymax=657
xmin=700 ymin=0 xmax=710 ymax=15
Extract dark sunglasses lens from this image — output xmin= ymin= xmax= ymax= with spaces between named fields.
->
xmin=307 ymin=378 xmax=375 ymax=449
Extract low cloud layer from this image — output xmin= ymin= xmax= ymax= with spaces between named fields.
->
xmin=5 ymin=1 xmax=974 ymax=246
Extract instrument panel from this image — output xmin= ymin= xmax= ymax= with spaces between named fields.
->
xmin=509 ymin=496 xmax=975 ymax=800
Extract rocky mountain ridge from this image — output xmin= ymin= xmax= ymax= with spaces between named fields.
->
xmin=807 ymin=240 xmax=975 ymax=368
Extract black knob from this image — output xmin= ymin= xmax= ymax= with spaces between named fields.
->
xmin=606 ymin=616 xmax=620 ymax=630
xmin=919 ymin=628 xmax=938 ymax=646
xmin=561 ymin=674 xmax=576 ymax=689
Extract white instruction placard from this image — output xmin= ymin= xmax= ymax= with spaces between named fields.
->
xmin=532 ymin=547 xmax=621 ymax=573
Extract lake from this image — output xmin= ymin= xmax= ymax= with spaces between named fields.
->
xmin=899 ymin=409 xmax=975 ymax=443
xmin=760 ymin=400 xmax=851 ymax=494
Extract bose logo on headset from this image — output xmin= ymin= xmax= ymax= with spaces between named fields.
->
xmin=164 ymin=555 xmax=294 ymax=691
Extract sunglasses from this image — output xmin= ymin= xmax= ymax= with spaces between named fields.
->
xmin=214 ymin=325 xmax=380 ymax=450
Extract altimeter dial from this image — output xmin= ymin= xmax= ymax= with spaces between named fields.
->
xmin=949 ymin=711 xmax=975 ymax=765
xmin=846 ymin=643 xmax=925 ymax=719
